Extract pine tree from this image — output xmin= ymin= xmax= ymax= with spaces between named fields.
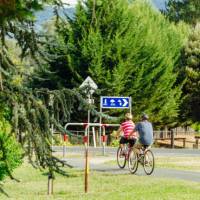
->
xmin=47 ymin=0 xmax=188 ymax=125
xmin=181 ymin=23 xmax=200 ymax=123
xmin=165 ymin=0 xmax=200 ymax=26
xmin=0 ymin=0 xmax=90 ymax=181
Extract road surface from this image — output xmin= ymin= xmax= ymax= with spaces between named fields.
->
xmin=53 ymin=146 xmax=200 ymax=182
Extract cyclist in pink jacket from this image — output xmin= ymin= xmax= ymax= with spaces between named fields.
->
xmin=117 ymin=113 xmax=137 ymax=149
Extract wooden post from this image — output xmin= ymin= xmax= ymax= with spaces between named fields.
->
xmin=48 ymin=174 xmax=53 ymax=195
xmin=47 ymin=177 xmax=50 ymax=195
xmin=85 ymin=148 xmax=89 ymax=193
xmin=84 ymin=125 xmax=89 ymax=193
xmin=183 ymin=138 xmax=186 ymax=148
xmin=195 ymin=137 xmax=199 ymax=149
xmin=170 ymin=129 xmax=174 ymax=149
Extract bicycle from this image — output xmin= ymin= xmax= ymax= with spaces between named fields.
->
xmin=117 ymin=143 xmax=134 ymax=169
xmin=128 ymin=146 xmax=155 ymax=175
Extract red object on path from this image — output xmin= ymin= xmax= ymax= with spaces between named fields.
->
xmin=83 ymin=136 xmax=88 ymax=143
xmin=101 ymin=135 xmax=107 ymax=142
xmin=63 ymin=134 xmax=68 ymax=142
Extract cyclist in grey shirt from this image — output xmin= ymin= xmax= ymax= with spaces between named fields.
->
xmin=134 ymin=114 xmax=153 ymax=147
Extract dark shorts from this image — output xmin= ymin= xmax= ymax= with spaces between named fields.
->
xmin=138 ymin=140 xmax=151 ymax=149
xmin=119 ymin=137 xmax=137 ymax=147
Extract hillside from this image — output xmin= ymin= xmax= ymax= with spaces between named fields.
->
xmin=35 ymin=0 xmax=168 ymax=29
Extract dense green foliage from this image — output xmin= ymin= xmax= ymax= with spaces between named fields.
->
xmin=0 ymin=132 xmax=22 ymax=181
xmin=0 ymin=0 xmax=89 ymax=180
xmin=164 ymin=0 xmax=200 ymax=125
xmin=0 ymin=105 xmax=22 ymax=181
xmin=165 ymin=0 xmax=200 ymax=25
xmin=181 ymin=24 xmax=200 ymax=123
xmin=41 ymin=0 xmax=188 ymax=125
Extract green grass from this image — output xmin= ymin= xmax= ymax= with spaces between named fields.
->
xmin=104 ymin=156 xmax=200 ymax=172
xmin=0 ymin=161 xmax=200 ymax=200
xmin=156 ymin=156 xmax=200 ymax=172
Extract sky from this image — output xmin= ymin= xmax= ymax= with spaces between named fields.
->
xmin=62 ymin=0 xmax=77 ymax=7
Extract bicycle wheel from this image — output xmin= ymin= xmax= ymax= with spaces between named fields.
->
xmin=143 ymin=149 xmax=155 ymax=175
xmin=117 ymin=147 xmax=126 ymax=168
xmin=128 ymin=149 xmax=138 ymax=174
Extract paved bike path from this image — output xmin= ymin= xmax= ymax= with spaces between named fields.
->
xmin=54 ymin=146 xmax=200 ymax=157
xmin=63 ymin=157 xmax=200 ymax=183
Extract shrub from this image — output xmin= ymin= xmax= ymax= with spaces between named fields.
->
xmin=0 ymin=116 xmax=23 ymax=181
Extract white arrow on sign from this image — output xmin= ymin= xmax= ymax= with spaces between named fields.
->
xmin=110 ymin=99 xmax=115 ymax=105
xmin=118 ymin=100 xmax=122 ymax=106
xmin=122 ymin=98 xmax=129 ymax=107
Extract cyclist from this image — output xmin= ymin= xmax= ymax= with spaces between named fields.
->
xmin=132 ymin=113 xmax=153 ymax=151
xmin=116 ymin=113 xmax=137 ymax=152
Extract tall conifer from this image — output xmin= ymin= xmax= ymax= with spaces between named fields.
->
xmin=53 ymin=0 xmax=188 ymax=124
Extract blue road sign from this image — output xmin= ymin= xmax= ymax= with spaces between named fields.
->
xmin=101 ymin=96 xmax=130 ymax=109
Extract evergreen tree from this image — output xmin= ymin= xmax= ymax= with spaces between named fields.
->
xmin=165 ymin=0 xmax=200 ymax=26
xmin=181 ymin=23 xmax=200 ymax=123
xmin=44 ymin=0 xmax=188 ymax=125
xmin=164 ymin=0 xmax=200 ymax=125
xmin=0 ymin=0 xmax=90 ymax=182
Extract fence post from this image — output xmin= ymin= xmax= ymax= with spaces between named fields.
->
xmin=170 ymin=129 xmax=174 ymax=149
xmin=84 ymin=147 xmax=89 ymax=193
xmin=47 ymin=173 xmax=53 ymax=195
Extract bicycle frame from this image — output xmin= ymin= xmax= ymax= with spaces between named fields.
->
xmin=128 ymin=146 xmax=155 ymax=175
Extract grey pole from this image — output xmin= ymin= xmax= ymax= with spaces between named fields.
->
xmin=129 ymin=97 xmax=132 ymax=114
xmin=99 ymin=101 xmax=102 ymax=146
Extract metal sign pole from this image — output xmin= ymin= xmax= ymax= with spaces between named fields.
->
xmin=129 ymin=97 xmax=132 ymax=114
xmin=99 ymin=104 xmax=102 ymax=146
xmin=85 ymin=125 xmax=89 ymax=193
xmin=92 ymin=127 xmax=96 ymax=147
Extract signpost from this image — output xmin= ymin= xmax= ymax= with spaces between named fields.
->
xmin=78 ymin=77 xmax=132 ymax=193
xmin=99 ymin=96 xmax=132 ymax=155
xmin=80 ymin=76 xmax=98 ymax=137
xmin=80 ymin=76 xmax=97 ymax=193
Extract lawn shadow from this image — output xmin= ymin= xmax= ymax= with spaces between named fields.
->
xmin=41 ymin=170 xmax=81 ymax=178
xmin=0 ymin=184 xmax=9 ymax=197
